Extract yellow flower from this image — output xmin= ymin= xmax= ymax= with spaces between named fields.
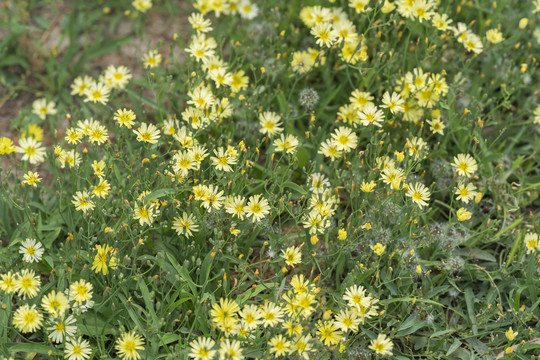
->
xmin=15 ymin=137 xmax=47 ymax=164
xmin=349 ymin=0 xmax=370 ymax=13
xmin=13 ymin=304 xmax=43 ymax=333
xmin=371 ymin=243 xmax=386 ymax=256
xmin=211 ymin=147 xmax=237 ymax=172
xmin=14 ymin=269 xmax=41 ymax=299
xmin=381 ymin=0 xmax=396 ymax=13
xmin=0 ymin=137 xmax=16 ymax=154
xmin=261 ymin=302 xmax=284 ymax=327
xmin=19 ymin=238 xmax=44 ymax=263
xmin=281 ymin=246 xmax=302 ymax=267
xmin=335 ymin=308 xmax=361 ymax=333
xmin=406 ymin=183 xmax=431 ymax=208
xmin=91 ymin=244 xmax=119 ymax=275
xmin=524 ymin=232 xmax=539 ymax=254
xmin=427 ymin=118 xmax=445 ymax=135
xmin=239 ymin=304 xmax=262 ymax=330
xmin=455 ymin=183 xmax=477 ymax=204
xmin=369 ymin=333 xmax=393 ymax=355
xmin=41 ymin=290 xmax=70 ymax=318
xmin=259 ymin=111 xmax=283 ymax=137
xmin=133 ymin=204 xmax=158 ymax=226
xmin=394 ymin=150 xmax=405 ymax=162
xmin=88 ymin=123 xmax=109 ymax=145
xmin=210 ymin=298 xmax=240 ymax=332
xmin=338 ymin=229 xmax=347 ymax=241
xmin=268 ymin=334 xmax=291 ymax=357
xmin=506 ymin=327 xmax=518 ymax=341
xmin=486 ymin=28 xmax=504 ymax=44
xmin=65 ymin=337 xmax=91 ymax=360
xmin=71 ymin=75 xmax=93 ymax=96
xmin=273 ymin=134 xmax=299 ymax=154
xmin=114 ymin=108 xmax=137 ymax=129
xmin=316 ymin=320 xmax=343 ymax=346
xmin=457 ymin=208 xmax=472 ymax=221
xmin=133 ymin=123 xmax=160 ymax=144
xmin=69 ymin=279 xmax=93 ymax=304
xmin=92 ymin=179 xmax=111 ymax=199
xmin=331 ymin=126 xmax=358 ymax=152
xmin=65 ymin=127 xmax=84 ymax=144
xmin=172 ymin=212 xmax=199 ymax=238
xmin=292 ymin=334 xmax=313 ymax=359
xmin=142 ymin=50 xmax=162 ymax=68
xmin=21 ymin=124 xmax=44 ymax=141
xmin=132 ymin=0 xmax=152 ymax=13
xmin=311 ymin=22 xmax=338 ymax=48
xmin=102 ymin=65 xmax=132 ymax=89
xmin=0 ymin=271 xmax=17 ymax=293
xmin=244 ymin=194 xmax=270 ymax=222
xmin=32 ymin=98 xmax=57 ymax=120
xmin=219 ymin=339 xmax=243 ymax=360
xmin=72 ymin=191 xmax=95 ymax=214
xmin=115 ymin=332 xmax=145 ymax=360
xmin=360 ymin=180 xmax=376 ymax=192
xmin=188 ymin=13 xmax=213 ymax=33
xmin=22 ymin=171 xmax=42 ymax=187
xmin=84 ymin=82 xmax=111 ymax=104
xmin=451 ymin=153 xmax=477 ymax=178
xmin=189 ymin=337 xmax=217 ymax=360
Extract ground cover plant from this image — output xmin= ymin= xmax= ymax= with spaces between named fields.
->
xmin=1 ymin=0 xmax=540 ymax=359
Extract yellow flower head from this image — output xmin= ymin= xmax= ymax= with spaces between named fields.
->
xmin=457 ymin=208 xmax=472 ymax=221
xmin=115 ymin=331 xmax=145 ymax=360
xmin=91 ymin=244 xmax=119 ymax=275
xmin=371 ymin=243 xmax=386 ymax=256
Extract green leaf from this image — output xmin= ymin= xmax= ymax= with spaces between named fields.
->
xmin=430 ymin=329 xmax=455 ymax=338
xmin=8 ymin=343 xmax=61 ymax=356
xmin=396 ymin=320 xmax=427 ymax=336
xmin=159 ymin=333 xmax=178 ymax=346
xmin=283 ymin=181 xmax=307 ymax=195
xmin=125 ymin=88 xmax=161 ymax=110
xmin=446 ymin=339 xmax=462 ymax=356
xmin=379 ymin=297 xmax=445 ymax=308
xmin=79 ymin=315 xmax=114 ymax=337
xmin=464 ymin=288 xmax=477 ymax=335
xmin=296 ymin=146 xmax=309 ymax=168
xmin=116 ymin=293 xmax=147 ymax=333
xmin=144 ymin=188 xmax=175 ymax=203
xmin=139 ymin=280 xmax=158 ymax=324
xmin=276 ymin=91 xmax=289 ymax=115
xmin=506 ymin=231 xmax=522 ymax=267
xmin=0 ymin=55 xmax=29 ymax=69
xmin=75 ymin=36 xmax=132 ymax=71
xmin=455 ymin=248 xmax=496 ymax=262
xmin=28 ymin=201 xmax=47 ymax=213
xmin=166 ymin=253 xmax=200 ymax=295
xmin=493 ymin=217 xmax=523 ymax=239
xmin=397 ymin=314 xmax=419 ymax=332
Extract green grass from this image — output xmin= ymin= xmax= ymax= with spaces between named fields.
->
xmin=0 ymin=0 xmax=539 ymax=359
